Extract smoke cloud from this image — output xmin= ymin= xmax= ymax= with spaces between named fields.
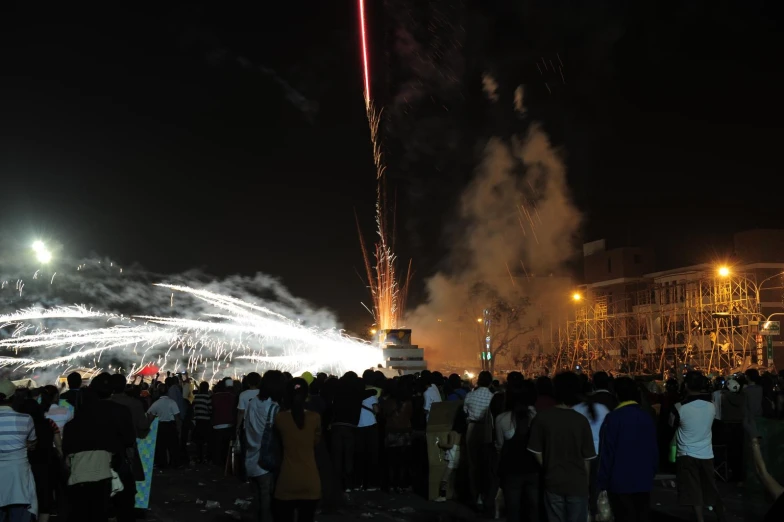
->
xmin=406 ymin=78 xmax=581 ymax=370
xmin=0 ymin=235 xmax=368 ymax=381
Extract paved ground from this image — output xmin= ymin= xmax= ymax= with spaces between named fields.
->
xmin=143 ymin=465 xmax=768 ymax=522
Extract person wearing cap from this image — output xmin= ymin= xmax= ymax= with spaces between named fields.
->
xmin=0 ymin=379 xmax=38 ymax=522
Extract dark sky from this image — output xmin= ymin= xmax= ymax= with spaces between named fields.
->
xmin=1 ymin=1 xmax=783 ymax=332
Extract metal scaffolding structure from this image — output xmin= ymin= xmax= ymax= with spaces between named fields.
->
xmin=561 ymin=272 xmax=765 ymax=374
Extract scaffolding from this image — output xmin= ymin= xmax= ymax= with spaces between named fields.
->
xmin=561 ymin=272 xmax=762 ymax=375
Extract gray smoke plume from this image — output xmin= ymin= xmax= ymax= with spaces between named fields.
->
xmin=407 ymin=78 xmax=580 ymax=369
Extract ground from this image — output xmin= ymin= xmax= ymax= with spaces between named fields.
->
xmin=143 ymin=466 xmax=768 ymax=522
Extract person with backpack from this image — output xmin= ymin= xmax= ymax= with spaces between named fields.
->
xmin=495 ymin=379 xmax=539 ymax=522
xmin=245 ymin=370 xmax=285 ymax=522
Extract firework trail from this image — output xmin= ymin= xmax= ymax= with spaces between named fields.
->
xmin=0 ymin=283 xmax=382 ymax=379
xmin=357 ymin=0 xmax=412 ymax=331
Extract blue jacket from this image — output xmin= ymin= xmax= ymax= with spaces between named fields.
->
xmin=597 ymin=403 xmax=658 ymax=494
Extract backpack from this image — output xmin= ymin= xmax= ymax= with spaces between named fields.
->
xmin=258 ymin=403 xmax=282 ymax=471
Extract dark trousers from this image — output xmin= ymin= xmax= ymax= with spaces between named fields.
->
xmin=502 ymin=473 xmax=540 ymax=522
xmin=155 ymin=421 xmax=180 ymax=467
xmin=273 ymin=499 xmax=318 ymax=522
xmin=588 ymin=457 xmax=599 ymax=516
xmin=252 ymin=474 xmax=274 ymax=522
xmin=386 ymin=445 xmax=411 ymax=489
xmin=466 ymin=422 xmax=493 ymax=504
xmin=354 ymin=424 xmax=379 ymax=489
xmin=213 ymin=426 xmax=234 ymax=467
xmin=180 ymin=403 xmax=192 ymax=461
xmin=192 ymin=419 xmax=212 ymax=462
xmin=543 ymin=491 xmax=588 ymax=522
xmin=67 ymin=479 xmax=112 ymax=522
xmin=331 ymin=425 xmax=355 ymax=491
xmin=0 ymin=505 xmax=32 ymax=522
xmin=608 ymin=492 xmax=651 ymax=522
xmin=110 ymin=462 xmax=137 ymax=522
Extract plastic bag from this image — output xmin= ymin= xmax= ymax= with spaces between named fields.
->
xmin=596 ymin=490 xmax=613 ymax=521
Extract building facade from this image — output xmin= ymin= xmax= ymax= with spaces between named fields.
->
xmin=567 ymin=231 xmax=784 ymax=374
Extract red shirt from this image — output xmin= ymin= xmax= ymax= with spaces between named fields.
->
xmin=211 ymin=392 xmax=237 ymax=426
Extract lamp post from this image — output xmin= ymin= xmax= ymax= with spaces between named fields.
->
xmin=717 ymin=266 xmax=784 ymax=314
xmin=570 ymin=291 xmax=592 ymax=372
xmin=718 ymin=266 xmax=784 ymax=368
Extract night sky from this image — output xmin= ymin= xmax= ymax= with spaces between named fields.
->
xmin=1 ymin=1 xmax=783 ymax=332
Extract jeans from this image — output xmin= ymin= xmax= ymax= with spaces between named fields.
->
xmin=608 ymin=492 xmax=651 ymax=522
xmin=331 ymin=425 xmax=355 ymax=491
xmin=543 ymin=491 xmax=588 ymax=522
xmin=252 ymin=473 xmax=274 ymax=522
xmin=502 ymin=473 xmax=540 ymax=522
xmin=0 ymin=505 xmax=32 ymax=522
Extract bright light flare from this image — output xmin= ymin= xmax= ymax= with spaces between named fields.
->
xmin=572 ymin=292 xmax=582 ymax=302
xmin=718 ymin=266 xmax=730 ymax=278
xmin=32 ymin=240 xmax=52 ymax=263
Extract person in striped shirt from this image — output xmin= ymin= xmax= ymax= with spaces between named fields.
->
xmin=192 ymin=382 xmax=213 ymax=464
xmin=0 ymin=379 xmax=38 ymax=522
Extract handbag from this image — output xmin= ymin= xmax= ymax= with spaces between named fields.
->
xmin=258 ymin=403 xmax=282 ymax=471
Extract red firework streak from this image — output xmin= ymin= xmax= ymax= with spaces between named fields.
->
xmin=358 ymin=0 xmax=371 ymax=105
xmin=356 ymin=0 xmax=412 ymax=331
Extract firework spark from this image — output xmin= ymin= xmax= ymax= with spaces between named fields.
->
xmin=0 ymin=284 xmax=383 ymax=378
xmin=356 ymin=0 xmax=412 ymax=331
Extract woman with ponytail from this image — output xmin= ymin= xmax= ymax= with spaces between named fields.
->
xmin=273 ymin=377 xmax=322 ymax=522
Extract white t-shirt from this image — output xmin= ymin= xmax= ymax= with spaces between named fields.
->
xmin=244 ymin=397 xmax=276 ymax=477
xmin=573 ymin=401 xmax=611 ymax=454
xmin=358 ymin=394 xmax=378 ymax=428
xmin=675 ymin=397 xmax=715 ymax=459
xmin=711 ymin=390 xmax=723 ymax=421
xmin=238 ymin=389 xmax=258 ymax=411
xmin=147 ymin=396 xmax=180 ymax=422
xmin=423 ymin=384 xmax=442 ymax=420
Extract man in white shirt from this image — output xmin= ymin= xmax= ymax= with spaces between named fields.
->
xmin=356 ymin=370 xmax=381 ymax=491
xmin=671 ymin=372 xmax=727 ymax=522
xmin=422 ymin=372 xmax=442 ymax=422
xmin=237 ymin=372 xmax=261 ymax=436
xmin=147 ymin=385 xmax=181 ymax=468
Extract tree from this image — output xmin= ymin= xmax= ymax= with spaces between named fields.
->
xmin=469 ymin=282 xmax=535 ymax=374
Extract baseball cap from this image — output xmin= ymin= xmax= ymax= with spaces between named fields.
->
xmin=0 ymin=379 xmax=17 ymax=399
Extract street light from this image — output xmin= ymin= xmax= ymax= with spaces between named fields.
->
xmin=572 ymin=292 xmax=582 ymax=302
xmin=716 ymin=264 xmax=784 ymax=312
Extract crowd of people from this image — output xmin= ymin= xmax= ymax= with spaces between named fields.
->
xmin=1 ymin=366 xmax=784 ymax=522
